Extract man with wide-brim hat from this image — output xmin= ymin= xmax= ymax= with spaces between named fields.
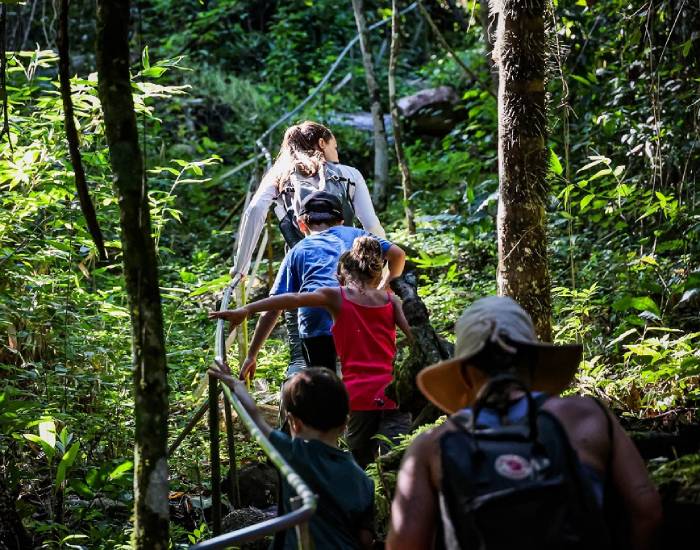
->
xmin=386 ymin=296 xmax=661 ymax=550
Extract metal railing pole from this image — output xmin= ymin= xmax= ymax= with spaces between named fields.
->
xmin=208 ymin=374 xmax=222 ymax=535
xmin=223 ymin=398 xmax=240 ymax=508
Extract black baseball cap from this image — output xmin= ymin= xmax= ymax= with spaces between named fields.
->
xmin=298 ymin=191 xmax=343 ymax=220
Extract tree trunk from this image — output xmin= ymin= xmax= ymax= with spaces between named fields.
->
xmin=58 ymin=0 xmax=108 ymax=262
xmin=479 ymin=0 xmax=499 ymax=94
xmin=389 ymin=0 xmax=416 ymax=234
xmin=491 ymin=0 xmax=551 ymax=340
xmin=351 ymin=0 xmax=389 ymax=212
xmin=95 ymin=1 xmax=169 ymax=548
xmin=388 ymin=259 xmax=453 ymax=421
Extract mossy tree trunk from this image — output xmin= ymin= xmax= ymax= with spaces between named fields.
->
xmin=351 ymin=0 xmax=389 ymax=211
xmin=491 ymin=0 xmax=551 ymax=340
xmin=95 ymin=1 xmax=169 ymax=548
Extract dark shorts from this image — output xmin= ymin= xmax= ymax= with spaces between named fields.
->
xmin=301 ymin=335 xmax=337 ymax=371
xmin=346 ymin=409 xmax=411 ymax=469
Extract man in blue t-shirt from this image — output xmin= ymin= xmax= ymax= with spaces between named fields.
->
xmin=209 ymin=362 xmax=375 ymax=549
xmin=239 ymin=191 xmax=405 ymax=379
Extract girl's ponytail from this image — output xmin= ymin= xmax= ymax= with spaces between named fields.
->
xmin=338 ymin=236 xmax=383 ymax=285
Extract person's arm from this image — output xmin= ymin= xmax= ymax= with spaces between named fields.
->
xmin=346 ymin=166 xmax=386 ymax=237
xmin=391 ymin=294 xmax=413 ymax=341
xmin=386 ymin=431 xmax=438 ymax=550
xmin=208 ymin=362 xmax=272 ymax=437
xmin=379 ymin=244 xmax=406 ymax=290
xmin=230 ymin=179 xmax=278 ymax=276
xmin=238 ymin=309 xmax=282 ymax=380
xmin=606 ymin=408 xmax=663 ymax=550
xmin=208 ymin=288 xmax=340 ymax=328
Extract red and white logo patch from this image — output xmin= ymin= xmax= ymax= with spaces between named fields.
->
xmin=494 ymin=454 xmax=532 ymax=480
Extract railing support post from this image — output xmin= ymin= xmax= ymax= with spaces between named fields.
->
xmin=208 ymin=375 xmax=222 ymax=535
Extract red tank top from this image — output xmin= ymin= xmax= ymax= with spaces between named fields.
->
xmin=332 ymin=287 xmax=398 ymax=411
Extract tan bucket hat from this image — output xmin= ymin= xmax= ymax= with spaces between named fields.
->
xmin=417 ymin=296 xmax=583 ymax=414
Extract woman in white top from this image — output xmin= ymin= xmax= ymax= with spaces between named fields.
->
xmin=230 ymin=120 xmax=386 ymax=377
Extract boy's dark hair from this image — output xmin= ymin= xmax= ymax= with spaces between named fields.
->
xmin=282 ymin=367 xmax=349 ymax=431
xmin=300 ymin=212 xmax=344 ymax=227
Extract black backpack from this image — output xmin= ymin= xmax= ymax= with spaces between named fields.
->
xmin=438 ymin=375 xmax=611 ymax=550
xmin=277 ymin=163 xmax=356 ymax=247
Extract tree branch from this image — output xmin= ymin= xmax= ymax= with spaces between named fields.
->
xmin=418 ymin=0 xmax=496 ymax=99
xmin=58 ymin=0 xmax=108 ymax=262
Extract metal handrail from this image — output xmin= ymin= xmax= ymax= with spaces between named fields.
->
xmin=190 ymin=274 xmax=317 ymax=549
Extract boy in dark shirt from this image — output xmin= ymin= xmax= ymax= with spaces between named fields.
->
xmin=209 ymin=362 xmax=374 ymax=549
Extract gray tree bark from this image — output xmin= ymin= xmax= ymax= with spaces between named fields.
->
xmin=95 ymin=1 xmax=169 ymax=547
xmin=351 ymin=0 xmax=389 ymax=211
xmin=389 ymin=0 xmax=416 ymax=234
xmin=491 ymin=0 xmax=552 ymax=340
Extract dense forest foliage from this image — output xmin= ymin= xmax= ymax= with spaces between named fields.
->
xmin=1 ymin=0 xmax=698 ymax=548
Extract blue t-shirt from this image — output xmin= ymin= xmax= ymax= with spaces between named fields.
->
xmin=270 ymin=225 xmax=393 ymax=338
xmin=269 ymin=430 xmax=374 ymax=550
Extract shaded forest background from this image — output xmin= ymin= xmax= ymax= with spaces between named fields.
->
xmin=0 ymin=0 xmax=698 ymax=548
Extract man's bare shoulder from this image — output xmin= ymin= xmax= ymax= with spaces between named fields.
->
xmin=403 ymin=420 xmax=455 ymax=462
xmin=541 ymin=394 xmax=603 ymax=419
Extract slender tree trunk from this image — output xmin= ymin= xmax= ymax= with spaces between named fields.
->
xmin=95 ymin=1 xmax=169 ymax=548
xmin=351 ymin=0 xmax=389 ymax=211
xmin=58 ymin=0 xmax=107 ymax=262
xmin=0 ymin=3 xmax=12 ymax=153
xmin=479 ymin=0 xmax=499 ymax=94
xmin=491 ymin=0 xmax=551 ymax=340
xmin=389 ymin=0 xmax=416 ymax=234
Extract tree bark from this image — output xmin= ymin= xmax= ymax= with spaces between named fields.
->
xmin=95 ymin=1 xmax=169 ymax=548
xmin=491 ymin=0 xmax=552 ymax=340
xmin=388 ymin=260 xmax=453 ymax=420
xmin=0 ymin=3 xmax=12 ymax=153
xmin=389 ymin=0 xmax=416 ymax=234
xmin=351 ymin=0 xmax=389 ymax=211
xmin=58 ymin=0 xmax=108 ymax=262
xmin=479 ymin=0 xmax=499 ymax=94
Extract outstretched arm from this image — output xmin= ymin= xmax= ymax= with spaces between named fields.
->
xmin=209 ymin=361 xmax=272 ymax=437
xmin=208 ymin=288 xmax=341 ymax=329
xmin=379 ymin=244 xmax=406 ymax=290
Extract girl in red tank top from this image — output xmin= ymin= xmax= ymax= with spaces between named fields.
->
xmin=211 ymin=236 xmax=412 ymax=467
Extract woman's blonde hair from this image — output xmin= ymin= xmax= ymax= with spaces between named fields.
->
xmin=260 ymin=121 xmax=334 ymax=192
xmin=338 ymin=236 xmax=384 ymax=286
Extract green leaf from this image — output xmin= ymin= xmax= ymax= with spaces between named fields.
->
xmin=108 ymin=460 xmax=133 ymax=481
xmin=39 ymin=420 xmax=56 ymax=448
xmin=588 ymin=168 xmax=612 ymax=182
xmin=579 ymin=194 xmax=595 ymax=212
xmin=189 ymin=274 xmax=231 ymax=297
xmin=613 ymin=295 xmax=661 ymax=316
xmin=142 ymin=46 xmax=150 ymax=70
xmin=549 ymin=148 xmax=563 ymax=176
xmin=23 ymin=434 xmax=55 ymax=460
xmin=55 ymin=442 xmax=80 ymax=490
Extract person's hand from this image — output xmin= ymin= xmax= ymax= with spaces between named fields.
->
xmin=229 ymin=267 xmax=247 ymax=280
xmin=208 ymin=308 xmax=249 ymax=330
xmin=209 ymin=359 xmax=258 ymax=414
xmin=239 ymin=356 xmax=257 ymax=381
